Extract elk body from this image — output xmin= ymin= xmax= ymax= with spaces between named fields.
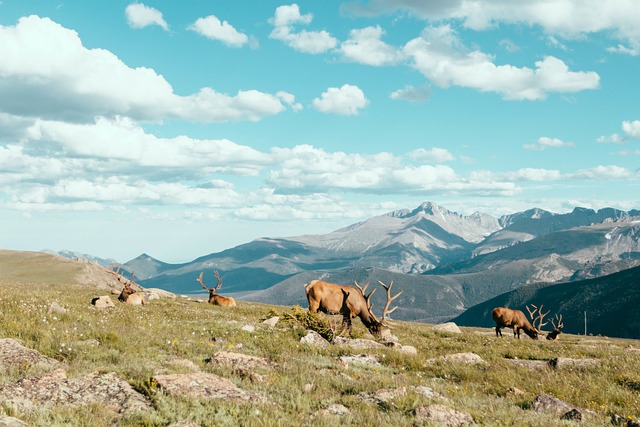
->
xmin=305 ymin=279 xmax=401 ymax=338
xmin=108 ymin=264 xmax=146 ymax=305
xmin=491 ymin=307 xmax=539 ymax=339
xmin=197 ymin=271 xmax=236 ymax=307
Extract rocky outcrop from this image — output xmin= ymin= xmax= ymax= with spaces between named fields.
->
xmin=0 ymin=369 xmax=151 ymax=416
xmin=152 ymin=372 xmax=267 ymax=404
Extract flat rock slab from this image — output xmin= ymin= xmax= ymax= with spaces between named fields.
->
xmin=332 ymin=336 xmax=386 ymax=350
xmin=0 ymin=369 xmax=151 ymax=416
xmin=532 ymin=393 xmax=596 ymax=421
xmin=209 ymin=351 xmax=276 ymax=372
xmin=153 ymin=373 xmax=267 ymax=404
xmin=414 ymin=404 xmax=474 ymax=426
xmin=0 ymin=338 xmax=64 ymax=373
xmin=0 ymin=415 xmax=30 ymax=427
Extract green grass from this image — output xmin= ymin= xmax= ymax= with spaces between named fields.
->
xmin=1 ymin=280 xmax=639 ymax=426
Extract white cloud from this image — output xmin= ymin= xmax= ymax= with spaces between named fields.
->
xmin=403 ymin=25 xmax=600 ymax=100
xmin=524 ymin=137 xmax=575 ymax=151
xmin=346 ymin=0 xmax=640 ymax=52
xmin=267 ymin=145 xmax=517 ymax=195
xmin=339 ymin=25 xmax=404 ymax=66
xmin=0 ymin=16 xmax=286 ymax=123
xmin=269 ymin=4 xmax=338 ymax=54
xmin=312 ymin=84 xmax=369 ymax=115
xmin=188 ymin=15 xmax=249 ymax=48
xmin=598 ymin=119 xmax=640 ymax=143
xmin=622 ymin=120 xmax=640 ymax=138
xmin=389 ymin=84 xmax=431 ymax=102
xmin=125 ymin=3 xmax=169 ymax=31
xmin=410 ymin=148 xmax=454 ymax=163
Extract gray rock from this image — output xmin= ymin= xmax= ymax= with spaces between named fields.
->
xmin=0 ymin=415 xmax=30 ymax=427
xmin=0 ymin=338 xmax=64 ymax=373
xmin=91 ymin=295 xmax=115 ymax=309
xmin=431 ymin=322 xmax=462 ymax=334
xmin=153 ymin=372 xmax=267 ymax=404
xmin=414 ymin=404 xmax=474 ymax=426
xmin=300 ymin=330 xmax=329 ymax=348
xmin=0 ymin=369 xmax=151 ymax=416
xmin=47 ymin=302 xmax=67 ymax=315
xmin=262 ymin=316 xmax=280 ymax=327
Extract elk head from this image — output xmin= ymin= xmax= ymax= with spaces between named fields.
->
xmin=547 ymin=314 xmax=564 ymax=340
xmin=108 ymin=263 xmax=145 ymax=305
xmin=526 ymin=304 xmax=550 ymax=338
xmin=365 ymin=280 xmax=403 ymax=338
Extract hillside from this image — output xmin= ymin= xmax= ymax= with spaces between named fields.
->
xmin=452 ymin=264 xmax=640 ymax=339
xmin=0 ymin=261 xmax=639 ymax=426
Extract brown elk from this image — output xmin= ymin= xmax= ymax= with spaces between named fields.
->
xmin=305 ymin=279 xmax=402 ymax=338
xmin=546 ymin=314 xmax=564 ymax=340
xmin=491 ymin=304 xmax=549 ymax=339
xmin=107 ymin=264 xmax=146 ymax=305
xmin=197 ymin=271 xmax=236 ymax=307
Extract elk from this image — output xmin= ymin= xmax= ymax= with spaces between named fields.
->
xmin=546 ymin=314 xmax=564 ymax=340
xmin=197 ymin=270 xmax=236 ymax=307
xmin=107 ymin=264 xmax=146 ymax=305
xmin=491 ymin=304 xmax=549 ymax=339
xmin=305 ymin=279 xmax=402 ymax=338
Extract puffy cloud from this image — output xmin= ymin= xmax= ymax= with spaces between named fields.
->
xmin=598 ymin=119 xmax=640 ymax=143
xmin=312 ymin=84 xmax=369 ymax=115
xmin=403 ymin=25 xmax=599 ymax=100
xmin=340 ymin=26 xmax=404 ymax=66
xmin=125 ymin=3 xmax=169 ymax=31
xmin=0 ymin=16 xmax=286 ymax=123
xmin=523 ymin=137 xmax=575 ymax=151
xmin=188 ymin=15 xmax=249 ymax=47
xmin=267 ymin=145 xmax=516 ymax=195
xmin=345 ymin=0 xmax=640 ymax=52
xmin=269 ymin=4 xmax=338 ymax=54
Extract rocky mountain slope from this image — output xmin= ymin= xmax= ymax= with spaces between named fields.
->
xmin=116 ymin=203 xmax=640 ymax=323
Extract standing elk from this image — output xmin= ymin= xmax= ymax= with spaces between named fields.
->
xmin=491 ymin=304 xmax=550 ymax=339
xmin=546 ymin=314 xmax=564 ymax=340
xmin=197 ymin=271 xmax=236 ymax=307
xmin=305 ymin=279 xmax=402 ymax=338
xmin=107 ymin=264 xmax=146 ymax=305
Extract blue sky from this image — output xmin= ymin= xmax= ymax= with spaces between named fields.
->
xmin=1 ymin=1 xmax=639 ymax=263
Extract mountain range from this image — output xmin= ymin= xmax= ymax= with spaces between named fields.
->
xmin=48 ymin=201 xmax=640 ymax=330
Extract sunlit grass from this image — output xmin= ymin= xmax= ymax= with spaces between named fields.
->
xmin=0 ymin=280 xmax=639 ymax=426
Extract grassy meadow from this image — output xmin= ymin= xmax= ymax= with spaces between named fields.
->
xmin=0 ymin=267 xmax=639 ymax=425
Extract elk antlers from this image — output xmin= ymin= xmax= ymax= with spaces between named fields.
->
xmin=526 ymin=304 xmax=550 ymax=332
xmin=107 ymin=263 xmax=135 ymax=287
xmin=550 ymin=314 xmax=564 ymax=331
xmin=378 ymin=280 xmax=403 ymax=326
xmin=197 ymin=270 xmax=224 ymax=293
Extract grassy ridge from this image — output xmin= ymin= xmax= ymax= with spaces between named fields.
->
xmin=0 ymin=279 xmax=639 ymax=426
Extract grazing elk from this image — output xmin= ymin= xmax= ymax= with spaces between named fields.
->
xmin=305 ymin=279 xmax=402 ymax=338
xmin=107 ymin=264 xmax=146 ymax=305
xmin=546 ymin=314 xmax=564 ymax=340
xmin=491 ymin=304 xmax=549 ymax=339
xmin=197 ymin=270 xmax=236 ymax=307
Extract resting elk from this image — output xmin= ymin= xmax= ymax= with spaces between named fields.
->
xmin=107 ymin=264 xmax=146 ymax=305
xmin=305 ymin=279 xmax=402 ymax=338
xmin=491 ymin=304 xmax=550 ymax=339
xmin=546 ymin=314 xmax=564 ymax=340
xmin=197 ymin=270 xmax=236 ymax=307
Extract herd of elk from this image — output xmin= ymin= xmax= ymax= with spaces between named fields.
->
xmin=106 ymin=260 xmax=568 ymax=344
xmin=107 ymin=264 xmax=146 ymax=305
xmin=492 ymin=304 xmax=564 ymax=340
xmin=197 ymin=270 xmax=236 ymax=307
xmin=305 ymin=279 xmax=402 ymax=338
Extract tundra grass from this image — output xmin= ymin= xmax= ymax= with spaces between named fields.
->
xmin=0 ymin=280 xmax=639 ymax=426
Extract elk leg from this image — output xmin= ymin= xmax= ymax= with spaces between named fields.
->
xmin=495 ymin=326 xmax=502 ymax=337
xmin=513 ymin=326 xmax=519 ymax=339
